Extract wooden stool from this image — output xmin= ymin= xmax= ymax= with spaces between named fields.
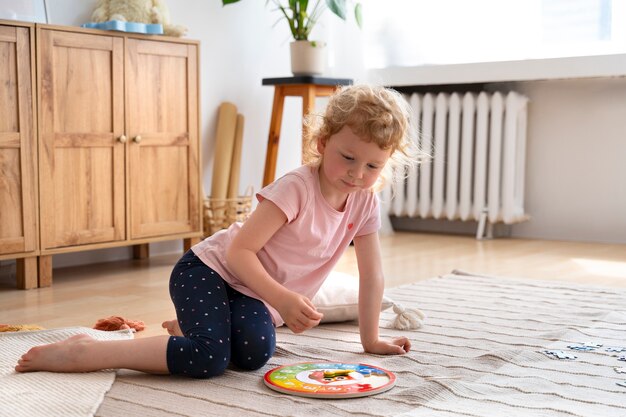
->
xmin=261 ymin=76 xmax=353 ymax=186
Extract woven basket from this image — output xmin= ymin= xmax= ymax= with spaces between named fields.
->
xmin=203 ymin=187 xmax=253 ymax=237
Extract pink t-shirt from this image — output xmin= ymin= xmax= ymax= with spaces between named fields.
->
xmin=191 ymin=165 xmax=381 ymax=326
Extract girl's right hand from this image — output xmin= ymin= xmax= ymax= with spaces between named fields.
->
xmin=276 ymin=291 xmax=323 ymax=334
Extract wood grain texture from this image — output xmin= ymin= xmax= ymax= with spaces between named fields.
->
xmin=127 ymin=38 xmax=200 ymax=239
xmin=37 ymin=255 xmax=52 ymax=287
xmin=38 ymin=29 xmax=125 ymax=250
xmin=262 ymin=83 xmax=340 ymax=186
xmin=2 ymin=24 xmax=202 ymax=287
xmin=0 ymin=24 xmax=37 ymax=256
xmin=15 ymin=256 xmax=37 ymax=289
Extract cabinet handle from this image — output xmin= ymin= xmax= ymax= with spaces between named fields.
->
xmin=118 ymin=135 xmax=127 ymax=143
xmin=133 ymin=135 xmax=142 ymax=143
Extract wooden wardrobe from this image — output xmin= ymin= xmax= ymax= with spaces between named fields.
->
xmin=0 ymin=21 xmax=203 ymax=288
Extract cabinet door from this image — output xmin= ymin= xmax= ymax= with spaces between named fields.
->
xmin=0 ymin=25 xmax=37 ymax=255
xmin=126 ymin=39 xmax=200 ymax=239
xmin=38 ymin=30 xmax=125 ymax=249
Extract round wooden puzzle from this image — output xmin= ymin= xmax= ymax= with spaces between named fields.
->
xmin=263 ymin=362 xmax=396 ymax=398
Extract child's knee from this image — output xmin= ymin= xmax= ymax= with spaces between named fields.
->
xmin=231 ymin=335 xmax=275 ymax=371
xmin=201 ymin=340 xmax=233 ymax=374
xmin=231 ymin=350 xmax=272 ymax=371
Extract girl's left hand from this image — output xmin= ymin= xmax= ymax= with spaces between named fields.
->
xmin=364 ymin=337 xmax=411 ymax=355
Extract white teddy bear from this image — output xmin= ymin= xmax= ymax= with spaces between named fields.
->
xmin=91 ymin=0 xmax=187 ymax=37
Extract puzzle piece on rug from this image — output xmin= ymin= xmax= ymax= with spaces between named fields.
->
xmin=605 ymin=346 xmax=626 ymax=353
xmin=543 ymin=350 xmax=577 ymax=360
xmin=567 ymin=342 xmax=603 ymax=351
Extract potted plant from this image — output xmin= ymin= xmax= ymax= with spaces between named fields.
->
xmin=222 ymin=0 xmax=362 ymax=76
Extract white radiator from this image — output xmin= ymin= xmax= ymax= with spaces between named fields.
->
xmin=385 ymin=91 xmax=529 ymax=238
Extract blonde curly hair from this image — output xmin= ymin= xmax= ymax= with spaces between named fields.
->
xmin=303 ymin=84 xmax=425 ymax=191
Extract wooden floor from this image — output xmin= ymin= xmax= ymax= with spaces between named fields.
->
xmin=1 ymin=232 xmax=625 ymax=338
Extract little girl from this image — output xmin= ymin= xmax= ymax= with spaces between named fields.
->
xmin=16 ymin=84 xmax=420 ymax=378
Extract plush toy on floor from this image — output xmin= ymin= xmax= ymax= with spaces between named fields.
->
xmin=91 ymin=0 xmax=187 ymax=37
xmin=93 ymin=316 xmax=146 ymax=332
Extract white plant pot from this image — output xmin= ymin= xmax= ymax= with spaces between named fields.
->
xmin=290 ymin=40 xmax=327 ymax=76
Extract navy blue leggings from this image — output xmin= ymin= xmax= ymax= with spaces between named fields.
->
xmin=166 ymin=250 xmax=276 ymax=378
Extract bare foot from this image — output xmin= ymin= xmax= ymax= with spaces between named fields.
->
xmin=161 ymin=319 xmax=183 ymax=336
xmin=15 ymin=334 xmax=100 ymax=373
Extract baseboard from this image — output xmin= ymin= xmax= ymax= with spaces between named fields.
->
xmin=390 ymin=216 xmax=512 ymax=238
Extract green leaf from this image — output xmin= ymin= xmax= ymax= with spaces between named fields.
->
xmin=326 ymin=0 xmax=347 ymax=20
xmin=298 ymin=0 xmax=309 ymax=11
xmin=354 ymin=2 xmax=362 ymax=28
xmin=222 ymin=0 xmax=360 ymax=40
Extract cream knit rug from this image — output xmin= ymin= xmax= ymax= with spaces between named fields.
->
xmin=96 ymin=271 xmax=626 ymax=417
xmin=0 ymin=327 xmax=133 ymax=417
xmin=2 ymin=273 xmax=624 ymax=416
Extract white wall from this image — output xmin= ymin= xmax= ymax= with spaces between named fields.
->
xmin=512 ymin=77 xmax=626 ymax=243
